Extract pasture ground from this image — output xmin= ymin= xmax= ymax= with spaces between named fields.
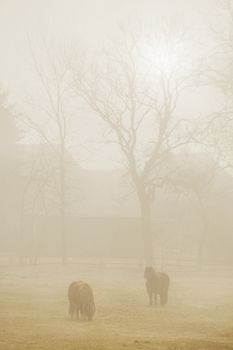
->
xmin=0 ymin=262 xmax=233 ymax=350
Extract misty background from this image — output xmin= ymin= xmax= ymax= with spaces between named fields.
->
xmin=0 ymin=0 xmax=233 ymax=270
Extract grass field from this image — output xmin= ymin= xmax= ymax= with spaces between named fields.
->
xmin=0 ymin=263 xmax=232 ymax=350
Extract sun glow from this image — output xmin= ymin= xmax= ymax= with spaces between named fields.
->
xmin=136 ymin=34 xmax=191 ymax=82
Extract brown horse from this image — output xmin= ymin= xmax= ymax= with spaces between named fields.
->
xmin=68 ymin=281 xmax=96 ymax=321
xmin=144 ymin=267 xmax=170 ymax=305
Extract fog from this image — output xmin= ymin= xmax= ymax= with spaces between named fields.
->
xmin=0 ymin=1 xmax=233 ymax=350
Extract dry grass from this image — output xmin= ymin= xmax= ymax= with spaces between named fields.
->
xmin=0 ymin=263 xmax=232 ymax=350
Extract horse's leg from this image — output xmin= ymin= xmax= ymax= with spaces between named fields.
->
xmin=154 ymin=293 xmax=158 ymax=306
xmin=148 ymin=290 xmax=153 ymax=305
xmin=76 ymin=305 xmax=80 ymax=320
xmin=79 ymin=304 xmax=84 ymax=321
xmin=69 ymin=302 xmax=74 ymax=320
xmin=84 ymin=304 xmax=89 ymax=321
xmin=146 ymin=283 xmax=153 ymax=305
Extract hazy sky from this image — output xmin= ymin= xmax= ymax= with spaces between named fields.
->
xmin=0 ymin=0 xmax=212 ymax=95
xmin=0 ymin=0 xmax=219 ymax=169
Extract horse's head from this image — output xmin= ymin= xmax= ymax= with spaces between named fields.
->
xmin=144 ymin=266 xmax=156 ymax=281
xmin=87 ymin=300 xmax=96 ymax=321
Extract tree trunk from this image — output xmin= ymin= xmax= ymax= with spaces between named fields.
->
xmin=60 ymin=202 xmax=66 ymax=264
xmin=59 ymin=142 xmax=67 ymax=264
xmin=197 ymin=234 xmax=204 ymax=270
xmin=140 ymin=200 xmax=155 ymax=266
xmin=196 ymin=193 xmax=208 ymax=270
xmin=18 ymin=196 xmax=26 ymax=264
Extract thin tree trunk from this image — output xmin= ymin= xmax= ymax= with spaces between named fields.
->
xmin=196 ymin=193 xmax=208 ymax=270
xmin=197 ymin=234 xmax=204 ymax=270
xmin=18 ymin=195 xmax=26 ymax=264
xmin=140 ymin=199 xmax=155 ymax=266
xmin=59 ymin=141 xmax=66 ymax=264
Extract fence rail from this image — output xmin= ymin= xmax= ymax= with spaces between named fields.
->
xmin=0 ymin=254 xmax=232 ymax=273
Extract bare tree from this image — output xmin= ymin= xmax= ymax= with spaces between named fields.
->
xmin=72 ymin=25 xmax=196 ymax=265
xmin=199 ymin=0 xmax=233 ymax=170
xmin=0 ymin=88 xmax=19 ymax=263
xmin=17 ymin=144 xmax=58 ymax=264
xmin=22 ymin=40 xmax=73 ymax=263
xmin=170 ymin=154 xmax=220 ymax=269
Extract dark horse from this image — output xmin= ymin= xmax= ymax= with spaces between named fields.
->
xmin=144 ymin=267 xmax=170 ymax=305
xmin=68 ymin=281 xmax=96 ymax=321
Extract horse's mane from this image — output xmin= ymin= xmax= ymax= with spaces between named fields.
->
xmin=144 ymin=266 xmax=157 ymax=281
